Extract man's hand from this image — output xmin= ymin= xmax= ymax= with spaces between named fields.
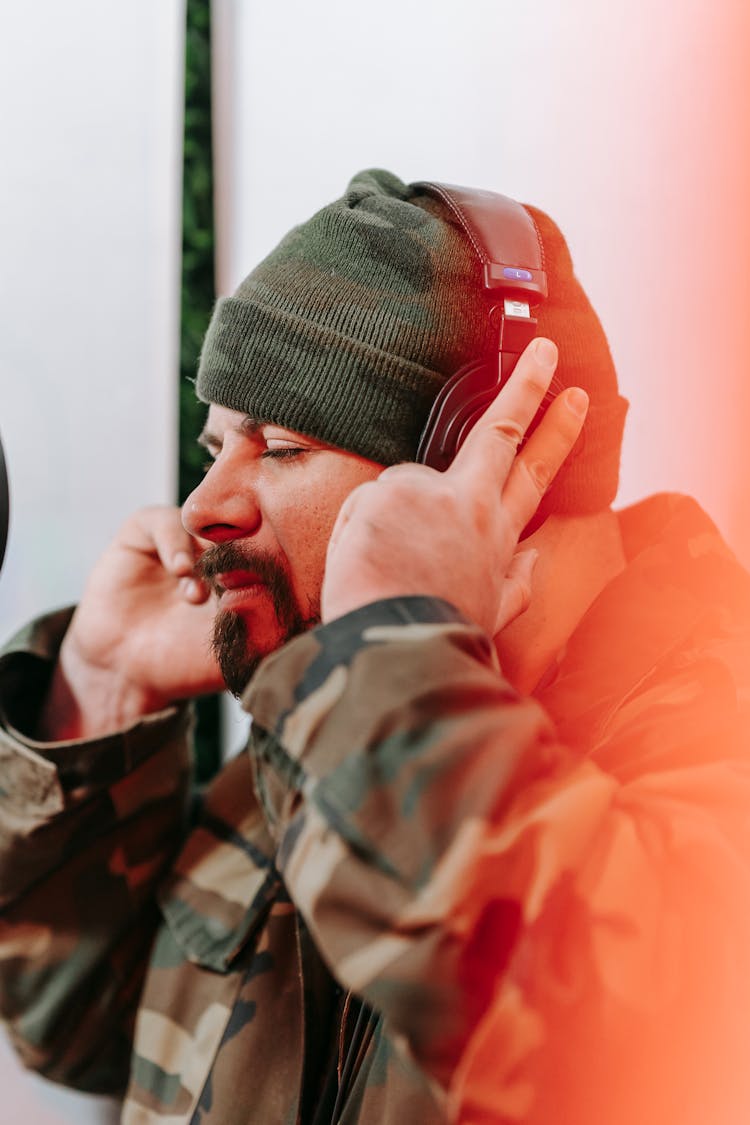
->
xmin=322 ymin=338 xmax=588 ymax=636
xmin=37 ymin=507 xmax=223 ymax=741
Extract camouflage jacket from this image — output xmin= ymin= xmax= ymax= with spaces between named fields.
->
xmin=1 ymin=494 xmax=750 ymax=1125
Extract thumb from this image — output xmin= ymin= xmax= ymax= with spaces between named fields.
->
xmin=493 ymin=548 xmax=539 ymax=635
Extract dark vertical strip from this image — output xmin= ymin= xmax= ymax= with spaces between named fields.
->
xmin=179 ymin=0 xmax=221 ymax=782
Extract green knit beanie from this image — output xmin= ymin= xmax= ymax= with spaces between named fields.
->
xmin=196 ymin=168 xmax=627 ymax=515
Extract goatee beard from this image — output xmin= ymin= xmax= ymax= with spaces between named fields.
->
xmin=195 ymin=542 xmax=320 ymax=697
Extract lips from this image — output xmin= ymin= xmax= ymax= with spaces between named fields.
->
xmin=214 ymin=570 xmax=267 ymax=609
xmin=216 ymin=569 xmax=264 ymax=592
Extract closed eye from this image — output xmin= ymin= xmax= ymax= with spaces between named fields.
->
xmin=261 ymin=444 xmax=310 ymax=461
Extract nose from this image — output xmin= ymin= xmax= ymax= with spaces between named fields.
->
xmin=182 ymin=459 xmax=261 ymax=544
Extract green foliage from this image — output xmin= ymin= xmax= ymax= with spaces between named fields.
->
xmin=179 ymin=0 xmax=215 ymax=500
xmin=179 ymin=0 xmax=220 ymax=781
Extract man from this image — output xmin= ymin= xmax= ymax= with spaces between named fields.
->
xmin=1 ymin=169 xmax=749 ymax=1125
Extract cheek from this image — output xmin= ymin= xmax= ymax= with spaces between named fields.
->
xmin=277 ymin=496 xmax=344 ymax=592
xmin=271 ymin=459 xmax=382 ymax=592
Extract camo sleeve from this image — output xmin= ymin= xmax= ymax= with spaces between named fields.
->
xmin=245 ymin=595 xmax=588 ymax=1083
xmin=245 ymin=594 xmax=750 ymax=1123
xmin=0 ymin=609 xmax=193 ymax=1094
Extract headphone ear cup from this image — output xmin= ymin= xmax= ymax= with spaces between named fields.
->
xmin=416 ymin=355 xmax=564 ymax=471
xmin=416 ymin=360 xmax=494 ymax=470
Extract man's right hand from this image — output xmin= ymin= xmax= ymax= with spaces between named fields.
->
xmin=36 ymin=506 xmax=223 ymax=741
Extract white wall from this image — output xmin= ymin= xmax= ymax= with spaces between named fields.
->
xmin=0 ymin=0 xmax=186 ymax=642
xmin=0 ymin=1 xmax=185 ymax=1120
xmin=212 ymin=0 xmax=750 ymax=563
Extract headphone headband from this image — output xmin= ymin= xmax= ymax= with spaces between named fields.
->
xmin=412 ymin=182 xmax=548 ymax=299
xmin=414 ymin=181 xmax=549 ymax=471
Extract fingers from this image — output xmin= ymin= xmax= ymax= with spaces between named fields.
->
xmin=124 ymin=507 xmax=211 ymax=603
xmin=449 ymin=338 xmax=559 ymax=488
xmin=501 ymin=386 xmax=588 ymax=531
xmin=493 ymin=548 xmax=539 ymax=634
xmin=177 ymin=575 xmax=210 ymax=604
xmin=443 ymin=335 xmax=587 ymax=537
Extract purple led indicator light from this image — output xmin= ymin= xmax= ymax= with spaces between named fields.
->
xmin=503 ymin=267 xmax=534 ymax=282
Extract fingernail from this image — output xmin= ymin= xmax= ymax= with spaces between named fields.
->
xmin=179 ymin=577 xmax=201 ymax=600
xmin=533 ymin=338 xmax=557 ymax=368
xmin=566 ymin=387 xmax=589 ymax=417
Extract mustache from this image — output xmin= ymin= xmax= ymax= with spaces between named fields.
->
xmin=194 ymin=542 xmax=292 ymax=592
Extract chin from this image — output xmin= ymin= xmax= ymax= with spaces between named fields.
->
xmin=211 ymin=611 xmax=271 ymax=697
xmin=212 ymin=606 xmax=317 ymax=698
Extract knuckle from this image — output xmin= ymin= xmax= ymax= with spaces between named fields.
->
xmin=376 ymin=464 xmax=403 ymax=482
xmin=525 ymin=458 xmax=553 ymax=493
xmin=355 ymin=478 xmax=381 ymax=502
xmin=377 ymin=466 xmax=448 ymax=507
xmin=378 ymin=463 xmax=431 ymax=484
xmin=489 ymin=419 xmax=525 ymax=449
xmin=524 ymin=370 xmax=551 ymax=397
xmin=341 ymin=480 xmax=379 ymax=520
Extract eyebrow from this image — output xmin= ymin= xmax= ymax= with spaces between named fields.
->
xmin=197 ymin=415 xmax=263 ymax=451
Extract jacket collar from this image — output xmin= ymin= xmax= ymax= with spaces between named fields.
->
xmin=537 ymin=494 xmax=750 ymax=750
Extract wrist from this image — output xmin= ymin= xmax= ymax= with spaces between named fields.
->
xmin=36 ymin=638 xmax=170 ymax=741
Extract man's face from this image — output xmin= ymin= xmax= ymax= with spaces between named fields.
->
xmin=182 ymin=404 xmax=383 ymax=695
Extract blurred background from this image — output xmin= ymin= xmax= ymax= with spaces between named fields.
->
xmin=0 ymin=0 xmax=748 ymax=1119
